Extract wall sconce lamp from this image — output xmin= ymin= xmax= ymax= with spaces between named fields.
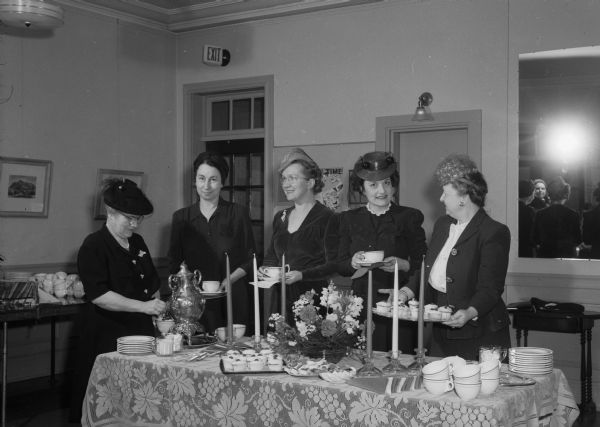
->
xmin=0 ymin=0 xmax=64 ymax=30
xmin=412 ymin=92 xmax=434 ymax=121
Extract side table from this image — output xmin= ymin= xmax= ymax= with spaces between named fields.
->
xmin=511 ymin=310 xmax=600 ymax=416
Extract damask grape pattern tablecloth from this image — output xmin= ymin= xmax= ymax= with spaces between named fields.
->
xmin=82 ymin=351 xmax=579 ymax=427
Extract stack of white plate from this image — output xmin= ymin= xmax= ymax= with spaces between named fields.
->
xmin=509 ymin=347 xmax=553 ymax=375
xmin=117 ymin=335 xmax=155 ymax=355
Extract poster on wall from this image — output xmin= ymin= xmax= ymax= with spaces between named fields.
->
xmin=317 ymin=167 xmax=344 ymax=211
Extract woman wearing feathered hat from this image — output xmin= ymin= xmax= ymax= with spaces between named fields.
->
xmin=403 ymin=154 xmax=511 ymax=360
xmin=261 ymin=148 xmax=336 ymax=315
xmin=70 ymin=178 xmax=165 ymax=421
xmin=332 ymin=151 xmax=427 ymax=353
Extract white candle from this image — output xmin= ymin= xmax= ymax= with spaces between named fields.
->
xmin=281 ymin=253 xmax=286 ymax=321
xmin=392 ymin=260 xmax=399 ymax=358
xmin=417 ymin=257 xmax=425 ymax=353
xmin=366 ymin=270 xmax=373 ymax=357
xmin=253 ymin=254 xmax=260 ymax=344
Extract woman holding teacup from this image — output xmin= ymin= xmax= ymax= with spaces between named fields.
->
xmin=70 ymin=178 xmax=165 ymax=422
xmin=260 ymin=148 xmax=336 ymax=315
xmin=403 ymin=154 xmax=511 ymax=360
xmin=168 ymin=151 xmax=256 ymax=335
xmin=332 ymin=151 xmax=427 ymax=352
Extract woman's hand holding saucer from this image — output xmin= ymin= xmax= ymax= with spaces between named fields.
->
xmin=351 ymin=251 xmax=366 ymax=269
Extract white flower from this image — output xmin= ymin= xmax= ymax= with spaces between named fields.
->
xmin=138 ymin=250 xmax=146 ymax=258
xmin=326 ymin=313 xmax=338 ymax=322
xmin=296 ymin=321 xmax=309 ymax=338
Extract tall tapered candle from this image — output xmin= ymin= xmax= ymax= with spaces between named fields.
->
xmin=225 ymin=253 xmax=233 ymax=345
xmin=417 ymin=257 xmax=425 ymax=353
xmin=253 ymin=254 xmax=260 ymax=344
xmin=366 ymin=270 xmax=373 ymax=357
xmin=281 ymin=253 xmax=286 ymax=321
xmin=391 ymin=260 xmax=399 ymax=358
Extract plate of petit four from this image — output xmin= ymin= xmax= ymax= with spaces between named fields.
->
xmin=220 ymin=349 xmax=285 ymax=374
xmin=373 ymin=301 xmax=453 ymax=322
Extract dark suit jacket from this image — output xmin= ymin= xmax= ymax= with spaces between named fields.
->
xmin=582 ymin=206 xmax=600 ymax=259
xmin=408 ymin=209 xmax=511 ymax=342
xmin=533 ymin=204 xmax=581 ymax=258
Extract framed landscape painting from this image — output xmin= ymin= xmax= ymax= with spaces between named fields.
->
xmin=0 ymin=157 xmax=53 ymax=217
xmin=93 ymin=169 xmax=146 ymax=220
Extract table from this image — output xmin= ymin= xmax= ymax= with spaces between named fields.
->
xmin=82 ymin=351 xmax=580 ymax=427
xmin=512 ymin=310 xmax=600 ymax=415
xmin=0 ymin=300 xmax=85 ymax=427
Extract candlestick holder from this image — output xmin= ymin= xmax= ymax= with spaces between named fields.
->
xmin=406 ymin=347 xmax=428 ymax=375
xmin=356 ymin=353 xmax=382 ymax=377
xmin=253 ymin=336 xmax=263 ymax=352
xmin=382 ymin=353 xmax=408 ymax=374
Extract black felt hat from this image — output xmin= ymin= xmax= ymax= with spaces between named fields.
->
xmin=103 ymin=178 xmax=153 ymax=216
xmin=353 ymin=152 xmax=397 ymax=181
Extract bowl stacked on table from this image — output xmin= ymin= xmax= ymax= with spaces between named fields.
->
xmin=509 ymin=347 xmax=553 ymax=375
xmin=117 ymin=335 xmax=155 ymax=355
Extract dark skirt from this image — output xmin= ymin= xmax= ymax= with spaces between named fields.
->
xmin=430 ymin=323 xmax=511 ymax=361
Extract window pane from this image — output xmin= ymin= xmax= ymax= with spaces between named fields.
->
xmin=211 ymin=101 xmax=230 ymax=131
xmin=234 ymin=155 xmax=248 ymax=186
xmin=232 ymin=98 xmax=251 ymax=130
xmin=254 ymin=97 xmax=264 ymax=129
xmin=250 ymin=154 xmax=263 ymax=185
xmin=234 ymin=190 xmax=248 ymax=207
xmin=250 ymin=189 xmax=264 ymax=220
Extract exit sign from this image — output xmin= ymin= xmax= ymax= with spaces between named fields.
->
xmin=203 ymin=45 xmax=230 ymax=66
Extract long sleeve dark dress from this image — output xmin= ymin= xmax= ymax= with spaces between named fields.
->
xmin=263 ymin=201 xmax=336 ymax=313
xmin=70 ymin=225 xmax=160 ymax=421
xmin=533 ymin=204 xmax=581 ymax=258
xmin=168 ymin=198 xmax=256 ymax=334
xmin=334 ymin=204 xmax=427 ymax=353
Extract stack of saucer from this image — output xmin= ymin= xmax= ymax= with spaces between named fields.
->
xmin=117 ymin=335 xmax=155 ymax=355
xmin=509 ymin=347 xmax=553 ymax=375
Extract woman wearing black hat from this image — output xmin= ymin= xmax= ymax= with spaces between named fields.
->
xmin=168 ymin=152 xmax=256 ymax=335
xmin=70 ymin=178 xmax=165 ymax=422
xmin=261 ymin=148 xmax=336 ymax=315
xmin=332 ymin=152 xmax=427 ymax=353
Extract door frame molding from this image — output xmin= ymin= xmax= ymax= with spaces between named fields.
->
xmin=375 ymin=110 xmax=482 ymax=167
xmin=182 ymin=75 xmax=274 ymax=247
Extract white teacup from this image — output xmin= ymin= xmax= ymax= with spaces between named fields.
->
xmin=454 ymin=381 xmax=481 ymax=401
xmin=262 ymin=265 xmax=290 ymax=280
xmin=155 ymin=337 xmax=174 ymax=356
xmin=215 ymin=327 xmax=226 ymax=342
xmin=480 ymin=377 xmax=499 ymax=395
xmin=423 ymin=377 xmax=454 ymax=396
xmin=422 ymin=360 xmax=450 ymax=380
xmin=479 ymin=360 xmax=500 ymax=379
xmin=156 ymin=319 xmax=175 ymax=336
xmin=453 ymin=364 xmax=481 ymax=384
xmin=233 ymin=324 xmax=246 ymax=339
xmin=202 ymin=281 xmax=220 ymax=292
xmin=362 ymin=250 xmax=384 ymax=263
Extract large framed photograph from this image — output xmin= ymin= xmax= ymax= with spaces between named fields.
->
xmin=93 ymin=169 xmax=146 ymax=220
xmin=0 ymin=157 xmax=53 ymax=217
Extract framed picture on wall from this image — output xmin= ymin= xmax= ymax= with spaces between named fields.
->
xmin=93 ymin=169 xmax=146 ymax=220
xmin=0 ymin=157 xmax=53 ymax=217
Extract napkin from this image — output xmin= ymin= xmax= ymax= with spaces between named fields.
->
xmin=347 ymin=375 xmax=423 ymax=395
xmin=351 ymin=262 xmax=385 ymax=280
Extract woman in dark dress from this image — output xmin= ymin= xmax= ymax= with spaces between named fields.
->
xmin=261 ymin=148 xmax=335 ymax=315
xmin=70 ymin=179 xmax=165 ymax=422
xmin=405 ymin=154 xmax=511 ymax=360
xmin=168 ymin=152 xmax=256 ymax=334
xmin=334 ymin=152 xmax=427 ymax=353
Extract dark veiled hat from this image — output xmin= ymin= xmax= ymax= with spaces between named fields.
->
xmin=103 ymin=178 xmax=153 ymax=216
xmin=353 ymin=151 xmax=397 ymax=181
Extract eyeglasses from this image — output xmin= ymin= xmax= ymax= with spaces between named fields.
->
xmin=280 ymin=175 xmax=308 ymax=184
xmin=120 ymin=212 xmax=144 ymax=225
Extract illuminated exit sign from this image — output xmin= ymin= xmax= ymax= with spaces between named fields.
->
xmin=203 ymin=45 xmax=231 ymax=66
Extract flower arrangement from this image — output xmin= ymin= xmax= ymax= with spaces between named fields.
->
xmin=267 ymin=281 xmax=365 ymax=362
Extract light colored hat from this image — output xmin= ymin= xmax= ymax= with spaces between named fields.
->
xmin=278 ymin=148 xmax=318 ymax=174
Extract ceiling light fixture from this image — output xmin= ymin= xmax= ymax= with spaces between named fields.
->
xmin=412 ymin=92 xmax=434 ymax=121
xmin=0 ymin=0 xmax=64 ymax=30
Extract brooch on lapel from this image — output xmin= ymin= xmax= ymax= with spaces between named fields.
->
xmin=281 ymin=209 xmax=287 ymax=223
xmin=138 ymin=250 xmax=147 ymax=258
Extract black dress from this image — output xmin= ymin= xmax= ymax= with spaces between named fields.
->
xmin=168 ymin=198 xmax=256 ymax=334
xmin=333 ymin=204 xmax=427 ymax=353
xmin=582 ymin=206 xmax=600 ymax=259
xmin=263 ymin=202 xmax=336 ymax=315
xmin=70 ymin=225 xmax=160 ymax=421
